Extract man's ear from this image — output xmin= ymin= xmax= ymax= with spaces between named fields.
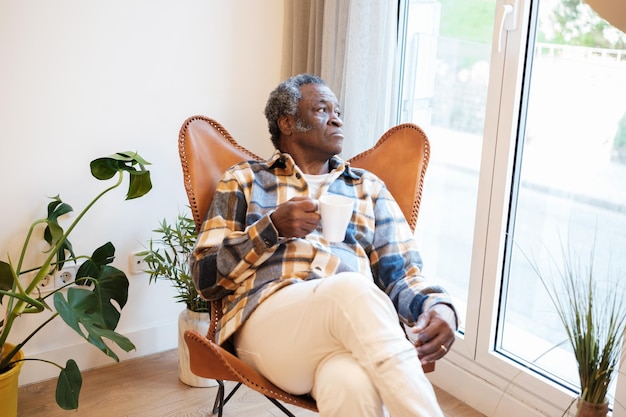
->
xmin=278 ymin=115 xmax=293 ymax=136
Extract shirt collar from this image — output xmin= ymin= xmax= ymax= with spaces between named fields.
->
xmin=265 ymin=150 xmax=361 ymax=180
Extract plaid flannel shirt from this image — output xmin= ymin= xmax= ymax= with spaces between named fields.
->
xmin=190 ymin=150 xmax=454 ymax=345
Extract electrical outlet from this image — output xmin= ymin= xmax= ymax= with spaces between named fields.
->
xmin=30 ymin=264 xmax=79 ymax=293
xmin=55 ymin=264 xmax=77 ymax=288
xmin=130 ymin=252 xmax=148 ymax=274
xmin=36 ymin=272 xmax=56 ymax=293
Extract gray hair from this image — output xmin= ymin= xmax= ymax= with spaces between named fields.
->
xmin=264 ymin=74 xmax=326 ymax=149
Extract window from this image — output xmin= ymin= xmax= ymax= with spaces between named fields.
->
xmin=398 ymin=0 xmax=496 ymax=332
xmin=398 ymin=0 xmax=626 ymax=414
xmin=498 ymin=0 xmax=626 ymax=401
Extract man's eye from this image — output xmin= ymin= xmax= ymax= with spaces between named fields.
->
xmin=335 ymin=110 xmax=342 ymax=117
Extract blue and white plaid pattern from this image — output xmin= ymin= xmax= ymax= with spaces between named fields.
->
xmin=191 ymin=150 xmax=453 ymax=345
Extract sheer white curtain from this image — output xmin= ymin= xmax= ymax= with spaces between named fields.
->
xmin=286 ymin=0 xmax=399 ymax=158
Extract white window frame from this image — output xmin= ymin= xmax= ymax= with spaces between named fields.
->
xmin=404 ymin=0 xmax=626 ymax=415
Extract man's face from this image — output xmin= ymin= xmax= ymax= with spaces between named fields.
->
xmin=289 ymin=83 xmax=344 ymax=162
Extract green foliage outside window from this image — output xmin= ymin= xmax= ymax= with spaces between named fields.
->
xmin=438 ymin=0 xmax=626 ymax=49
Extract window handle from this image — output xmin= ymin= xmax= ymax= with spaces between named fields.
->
xmin=497 ymin=0 xmax=518 ymax=53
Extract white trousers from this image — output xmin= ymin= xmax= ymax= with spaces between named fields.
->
xmin=234 ymin=272 xmax=444 ymax=417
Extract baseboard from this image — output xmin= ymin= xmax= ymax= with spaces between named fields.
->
xmin=18 ymin=320 xmax=178 ymax=386
xmin=428 ymin=355 xmax=567 ymax=417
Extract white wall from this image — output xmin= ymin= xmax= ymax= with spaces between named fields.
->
xmin=0 ymin=0 xmax=285 ymax=386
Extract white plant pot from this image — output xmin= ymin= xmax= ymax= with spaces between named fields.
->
xmin=178 ymin=308 xmax=218 ymax=387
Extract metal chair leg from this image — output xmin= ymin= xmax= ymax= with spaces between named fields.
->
xmin=265 ymin=396 xmax=297 ymax=417
xmin=212 ymin=380 xmax=225 ymax=416
xmin=222 ymin=382 xmax=243 ymax=406
xmin=212 ymin=381 xmax=243 ymax=416
xmin=212 ymin=380 xmax=297 ymax=417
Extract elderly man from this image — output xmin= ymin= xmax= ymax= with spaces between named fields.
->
xmin=191 ymin=74 xmax=457 ymax=416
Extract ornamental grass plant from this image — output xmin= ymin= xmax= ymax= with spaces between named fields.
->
xmin=138 ymin=212 xmax=209 ymax=313
xmin=526 ymin=240 xmax=626 ymax=415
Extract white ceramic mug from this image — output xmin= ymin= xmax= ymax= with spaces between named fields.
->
xmin=319 ymin=194 xmax=353 ymax=242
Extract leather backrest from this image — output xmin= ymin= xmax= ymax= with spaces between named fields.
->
xmin=178 ymin=117 xmax=429 ymax=234
xmin=348 ymin=123 xmax=429 ymax=232
xmin=178 ymin=115 xmax=261 ymax=231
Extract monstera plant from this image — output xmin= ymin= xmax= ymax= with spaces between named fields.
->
xmin=0 ymin=151 xmax=152 ymax=412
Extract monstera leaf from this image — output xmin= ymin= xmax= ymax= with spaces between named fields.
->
xmin=51 ymin=244 xmax=135 ymax=409
xmin=56 ymin=360 xmax=82 ymax=410
xmin=90 ymin=151 xmax=152 ymax=200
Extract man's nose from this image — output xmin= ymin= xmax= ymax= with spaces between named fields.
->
xmin=329 ymin=113 xmax=343 ymax=127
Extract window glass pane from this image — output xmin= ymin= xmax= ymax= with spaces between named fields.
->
xmin=498 ymin=0 xmax=626 ymax=400
xmin=399 ymin=0 xmax=496 ymax=329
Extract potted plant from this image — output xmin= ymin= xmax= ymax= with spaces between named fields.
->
xmin=527 ymin=241 xmax=626 ymax=417
xmin=138 ymin=212 xmax=216 ymax=387
xmin=0 ymin=151 xmax=152 ymax=415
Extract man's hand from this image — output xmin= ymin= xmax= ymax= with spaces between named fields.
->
xmin=270 ymin=197 xmax=320 ymax=239
xmin=409 ymin=304 xmax=457 ymax=364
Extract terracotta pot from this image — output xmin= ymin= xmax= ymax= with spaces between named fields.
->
xmin=576 ymin=399 xmax=609 ymax=417
xmin=0 ymin=343 xmax=25 ymax=417
xmin=178 ymin=309 xmax=218 ymax=387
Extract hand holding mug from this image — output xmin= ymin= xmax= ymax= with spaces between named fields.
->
xmin=270 ymin=197 xmax=320 ymax=238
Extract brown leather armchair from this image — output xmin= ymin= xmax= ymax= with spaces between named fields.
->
xmin=179 ymin=115 xmax=432 ymax=416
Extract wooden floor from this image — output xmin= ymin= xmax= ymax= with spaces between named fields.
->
xmin=18 ymin=349 xmax=484 ymax=417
